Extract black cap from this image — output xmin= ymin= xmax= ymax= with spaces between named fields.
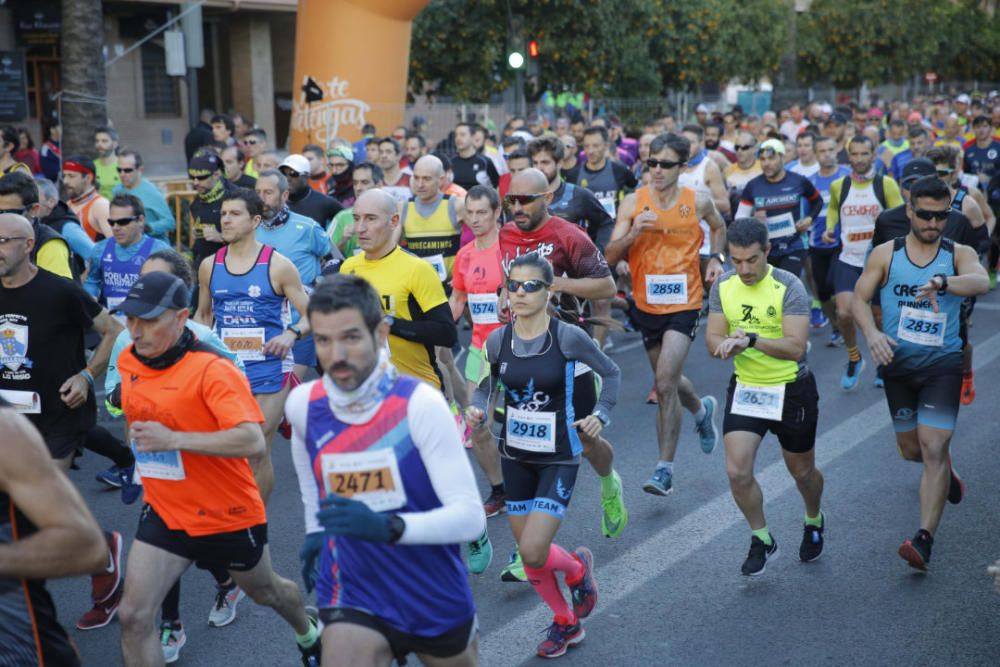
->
xmin=901 ymin=158 xmax=936 ymax=186
xmin=828 ymin=112 xmax=848 ymax=125
xmin=116 ymin=271 xmax=189 ymax=319
xmin=188 ymin=153 xmax=221 ymax=174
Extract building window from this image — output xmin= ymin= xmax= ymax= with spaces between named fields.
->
xmin=141 ymin=41 xmax=179 ymax=115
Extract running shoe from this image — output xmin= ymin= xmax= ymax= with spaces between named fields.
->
xmin=467 ymin=530 xmax=493 ymax=575
xmin=799 ymin=514 xmax=825 ymax=562
xmin=642 ymin=467 xmax=673 ymax=497
xmin=298 ymin=612 xmax=323 ymax=667
xmin=840 ymin=358 xmax=865 ymax=391
xmin=208 ymin=584 xmax=246 ymax=627
xmin=568 ymin=547 xmax=598 ymax=620
xmin=898 ymin=530 xmax=933 ymax=571
xmin=741 ymin=535 xmax=778 ymax=576
xmin=873 ymin=365 xmax=885 ymax=389
xmin=827 ymin=330 xmax=844 ymax=347
xmin=91 ymin=530 xmax=123 ymax=604
xmin=160 ymin=623 xmax=187 ymax=664
xmin=947 ymin=457 xmax=965 ymax=505
xmin=810 ymin=308 xmax=828 ymax=329
xmin=600 ymin=470 xmax=627 ymax=538
xmin=95 ymin=465 xmax=125 ymax=489
xmin=537 ymin=616 xmax=585 ymax=659
xmin=960 ymin=372 xmax=975 ymax=406
xmin=645 ymin=387 xmax=658 ymax=405
xmin=483 ymin=490 xmax=507 ymax=518
xmin=500 ymin=549 xmax=526 ymax=582
xmin=119 ymin=464 xmax=142 ymax=505
xmin=76 ymin=583 xmax=123 ymax=630
xmin=695 ymin=396 xmax=720 ymax=454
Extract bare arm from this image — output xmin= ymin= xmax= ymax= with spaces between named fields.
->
xmin=704 ymin=160 xmax=731 ymax=215
xmin=604 ymin=192 xmax=646 ymax=265
xmin=962 ymin=192 xmax=986 ymax=229
xmin=264 ymin=253 xmax=311 ymax=359
xmin=131 ymin=420 xmax=265 ymax=459
xmin=91 ymin=197 xmax=112 ymax=239
xmin=551 ymin=275 xmax=616 ymax=300
xmin=696 ymin=191 xmax=726 ymax=282
xmin=60 ymin=308 xmax=123 ymax=409
xmin=852 ymin=242 xmax=897 ymax=366
xmin=704 ymin=311 xmax=731 ymax=358
xmin=0 ymin=412 xmax=106 ymax=578
xmin=448 ymin=289 xmax=468 ymax=322
xmin=194 ymin=256 xmax=214 ymax=326
xmin=947 ymin=244 xmax=990 ymax=296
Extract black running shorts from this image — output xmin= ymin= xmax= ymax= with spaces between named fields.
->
xmin=723 ymin=372 xmax=819 ymax=454
xmin=319 ymin=607 xmax=477 ymax=664
xmin=135 ymin=504 xmax=267 ymax=572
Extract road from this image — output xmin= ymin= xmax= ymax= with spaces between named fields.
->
xmin=55 ymin=290 xmax=1000 ymax=666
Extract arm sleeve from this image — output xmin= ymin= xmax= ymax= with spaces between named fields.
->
xmin=556 ymin=323 xmax=620 ymax=417
xmin=60 ymin=222 xmax=95 ymax=259
xmin=286 ymin=383 xmax=323 ymax=535
xmin=311 ymin=222 xmax=335 ymax=261
xmin=83 ymin=241 xmax=105 ymax=297
xmin=201 ymin=359 xmax=266 ymax=429
xmin=389 ymin=301 xmax=457 ymax=348
xmin=825 ymin=179 xmax=843 ymax=232
xmin=399 ymin=383 xmax=485 ymax=544
xmin=67 ymin=279 xmax=101 ymax=328
xmin=37 ymin=240 xmax=73 ymax=280
xmin=485 ymin=158 xmax=500 ymax=187
xmin=583 ymin=190 xmax=615 ymax=250
xmin=147 ymin=193 xmax=176 ymax=239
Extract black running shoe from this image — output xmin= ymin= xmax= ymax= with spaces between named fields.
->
xmin=800 ymin=514 xmax=825 ymax=562
xmin=741 ymin=535 xmax=778 ymax=576
xmin=898 ymin=530 xmax=933 ymax=571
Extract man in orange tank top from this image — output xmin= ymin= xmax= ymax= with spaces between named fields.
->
xmin=606 ymin=132 xmax=726 ymax=497
xmin=63 ymin=156 xmax=112 ymax=240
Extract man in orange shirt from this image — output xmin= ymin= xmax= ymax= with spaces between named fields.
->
xmin=606 ymin=132 xmax=725 ymax=497
xmin=111 ymin=272 xmax=322 ymax=666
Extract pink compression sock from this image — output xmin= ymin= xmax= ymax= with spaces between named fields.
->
xmin=522 ymin=544 xmax=585 ymax=621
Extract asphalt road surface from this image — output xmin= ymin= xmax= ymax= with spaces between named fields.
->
xmin=54 ymin=289 xmax=1000 ymax=666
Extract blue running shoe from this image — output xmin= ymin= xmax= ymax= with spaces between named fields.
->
xmin=96 ymin=465 xmax=125 ymax=489
xmin=828 ymin=330 xmax=844 ymax=348
xmin=569 ymin=547 xmax=597 ymax=619
xmin=810 ymin=308 xmax=828 ymax=329
xmin=642 ymin=467 xmax=673 ymax=496
xmin=695 ymin=396 xmax=719 ymax=454
xmin=119 ymin=464 xmax=142 ymax=505
xmin=873 ymin=364 xmax=884 ymax=389
xmin=840 ymin=358 xmax=865 ymax=391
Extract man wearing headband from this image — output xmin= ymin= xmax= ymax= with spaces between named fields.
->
xmin=63 ymin=155 xmax=112 ymax=241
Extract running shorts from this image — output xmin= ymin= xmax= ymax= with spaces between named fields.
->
xmin=808 ymin=246 xmax=838 ymax=302
xmin=135 ymin=504 xmax=267 ymax=572
xmin=833 ymin=259 xmax=863 ymax=295
xmin=501 ymin=458 xmax=579 ymax=520
xmin=723 ymin=372 xmax=819 ymax=454
xmin=627 ymin=301 xmax=700 ymax=349
xmin=319 ymin=608 xmax=477 ymax=664
xmin=883 ymin=364 xmax=962 ymax=433
xmin=767 ymin=250 xmax=806 ymax=278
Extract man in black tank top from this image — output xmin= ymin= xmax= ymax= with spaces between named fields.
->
xmin=0 ymin=399 xmax=107 ymax=666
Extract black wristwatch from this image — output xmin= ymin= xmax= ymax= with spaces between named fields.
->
xmin=287 ymin=324 xmax=303 ymax=340
xmin=710 ymin=253 xmax=725 ymax=265
xmin=387 ymin=515 xmax=406 ymax=544
xmin=746 ymin=332 xmax=759 ymax=348
xmin=933 ymin=273 xmax=949 ymax=294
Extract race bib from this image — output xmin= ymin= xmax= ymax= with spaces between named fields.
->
xmin=598 ymin=195 xmax=616 ymax=217
xmin=766 ymin=212 xmax=796 ymax=239
xmin=131 ymin=439 xmax=186 ymax=481
xmin=468 ymin=293 xmax=499 ymax=325
xmin=0 ymin=389 xmax=40 ymax=413
xmin=107 ymin=296 xmax=126 ymax=324
xmin=221 ymin=327 xmax=266 ymax=362
xmin=897 ymin=306 xmax=946 ymax=347
xmin=506 ymin=408 xmax=557 ymax=453
xmin=321 ymin=448 xmax=406 ymax=512
xmin=424 ymin=254 xmax=448 ymax=281
xmin=731 ymin=382 xmax=785 ymax=421
xmin=646 ymin=274 xmax=688 ymax=305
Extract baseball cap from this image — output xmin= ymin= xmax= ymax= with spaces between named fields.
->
xmin=955 ymin=93 xmax=971 ymax=105
xmin=757 ymin=138 xmax=786 ymax=156
xmin=900 ymin=158 xmax=936 ymax=187
xmin=279 ymin=154 xmax=310 ymax=176
xmin=188 ymin=153 xmax=220 ymax=174
xmin=828 ymin=112 xmax=848 ymax=125
xmin=116 ymin=272 xmax=189 ymax=319
xmin=695 ymin=103 xmax=709 ymax=114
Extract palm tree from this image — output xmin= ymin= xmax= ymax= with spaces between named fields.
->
xmin=60 ymin=0 xmax=107 ymax=157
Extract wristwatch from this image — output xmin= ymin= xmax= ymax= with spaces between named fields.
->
xmin=710 ymin=253 xmax=726 ymax=265
xmin=287 ymin=324 xmax=303 ymax=340
xmin=592 ymin=410 xmax=610 ymax=427
xmin=933 ymin=273 xmax=949 ymax=294
xmin=387 ymin=515 xmax=406 ymax=544
xmin=746 ymin=332 xmax=759 ymax=348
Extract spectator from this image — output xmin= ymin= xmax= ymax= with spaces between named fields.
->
xmin=15 ymin=128 xmax=41 ymax=174
xmin=184 ymin=108 xmax=215 ymax=163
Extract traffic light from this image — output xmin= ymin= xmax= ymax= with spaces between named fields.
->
xmin=507 ymin=36 xmax=525 ymax=70
xmin=528 ymin=40 xmax=539 ymax=58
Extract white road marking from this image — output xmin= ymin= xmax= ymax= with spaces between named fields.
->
xmin=479 ymin=330 xmax=1000 ymax=664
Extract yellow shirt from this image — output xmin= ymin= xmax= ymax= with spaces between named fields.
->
xmin=36 ymin=239 xmax=73 ymax=280
xmin=340 ymin=246 xmax=448 ymax=388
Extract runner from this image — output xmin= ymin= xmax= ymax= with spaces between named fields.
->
xmin=605 ymin=132 xmax=725 ymax=496
xmin=963 ymin=114 xmax=1000 ymax=190
xmin=112 ymin=149 xmax=175 ymax=243
xmin=375 ymin=137 xmax=412 ymax=203
xmin=736 ymin=139 xmax=823 ymax=278
xmin=220 ymin=145 xmax=257 ymax=189
xmin=452 ymin=123 xmax=500 ymax=191
xmin=449 ymin=185 xmax=505 ymax=530
xmin=724 ymin=132 xmax=762 ymax=211
xmin=852 ymin=176 xmax=989 ymax=571
xmin=287 ymin=274 xmax=484 ymax=667
xmin=112 ymin=271 xmax=322 ymax=665
xmin=302 ymin=144 xmax=329 ymax=194
xmin=497 ymin=168 xmax=627 ymax=557
xmin=280 ymin=155 xmax=343 ymax=229
xmin=0 ymin=399 xmax=107 ymax=667
xmin=466 ymin=253 xmax=610 ymax=658
xmin=576 ymin=125 xmax=639 ymax=220
xmin=339 ymin=189 xmax=458 ymax=390
xmin=84 ymin=194 xmax=171 ymax=316
xmin=787 ymin=132 xmax=820 ymax=178
xmin=889 ymin=127 xmax=931 ymax=182
xmin=189 ymin=152 xmax=237 ymax=269
xmin=94 ymin=126 xmax=121 ymax=200
xmin=822 ymin=135 xmax=903 ymax=390
xmin=63 ymin=156 xmax=112 ymax=241
xmin=327 ymin=161 xmax=383 ymax=257
xmin=678 ymin=124 xmax=731 ymax=281
xmin=325 ymin=145 xmax=356 ymax=207
xmin=705 ymin=217 xmax=825 ymax=575
xmin=254 ymin=169 xmax=335 ymax=380
xmin=194 ymin=189 xmax=312 ymax=505
xmin=807 ymin=136 xmax=851 ymax=338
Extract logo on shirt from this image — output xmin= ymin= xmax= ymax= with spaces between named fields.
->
xmin=507 ymin=378 xmax=551 ymax=412
xmin=248 ymin=284 xmax=262 ymax=298
xmin=0 ymin=320 xmax=30 ymax=373
xmin=989 ymin=149 xmax=997 ymax=160
xmin=679 ymin=204 xmax=692 ymax=217
xmin=740 ymin=305 xmax=760 ymax=325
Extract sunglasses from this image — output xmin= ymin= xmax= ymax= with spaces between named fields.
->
xmin=116 ymin=167 xmax=136 ymax=174
xmin=504 ymin=192 xmax=550 ymax=207
xmin=244 ymin=139 xmax=259 ymax=145
xmin=279 ymin=167 xmax=304 ymax=177
xmin=646 ymin=158 xmax=684 ymax=170
xmin=108 ymin=216 xmax=138 ymax=226
xmin=935 ymin=168 xmax=954 ymax=176
xmin=734 ymin=144 xmax=755 ymax=151
xmin=506 ymin=279 xmax=550 ymax=293
xmin=189 ymin=173 xmax=213 ymax=181
xmin=913 ymin=208 xmax=950 ymax=221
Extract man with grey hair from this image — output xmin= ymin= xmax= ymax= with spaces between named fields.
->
xmin=255 ymin=169 xmax=335 ymax=379
xmin=111 ymin=149 xmax=174 ymax=243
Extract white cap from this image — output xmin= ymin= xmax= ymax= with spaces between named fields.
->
xmin=955 ymin=94 xmax=971 ymax=104
xmin=819 ymin=102 xmax=833 ymax=114
xmin=695 ymin=103 xmax=709 ymax=113
xmin=279 ymin=154 xmax=310 ymax=176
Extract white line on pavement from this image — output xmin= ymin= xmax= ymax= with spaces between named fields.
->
xmin=479 ymin=329 xmax=1000 ymax=665
xmin=970 ymin=301 xmax=1000 ymax=311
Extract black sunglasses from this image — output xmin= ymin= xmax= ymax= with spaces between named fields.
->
xmin=646 ymin=158 xmax=684 ymax=170
xmin=506 ymin=279 xmax=549 ymax=294
xmin=913 ymin=208 xmax=949 ymax=221
xmin=108 ymin=216 xmax=139 ymax=226
xmin=189 ymin=173 xmax=213 ymax=181
xmin=504 ymin=192 xmax=550 ymax=207
xmin=935 ymin=168 xmax=954 ymax=176
xmin=116 ymin=167 xmax=136 ymax=174
xmin=734 ymin=144 xmax=755 ymax=151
